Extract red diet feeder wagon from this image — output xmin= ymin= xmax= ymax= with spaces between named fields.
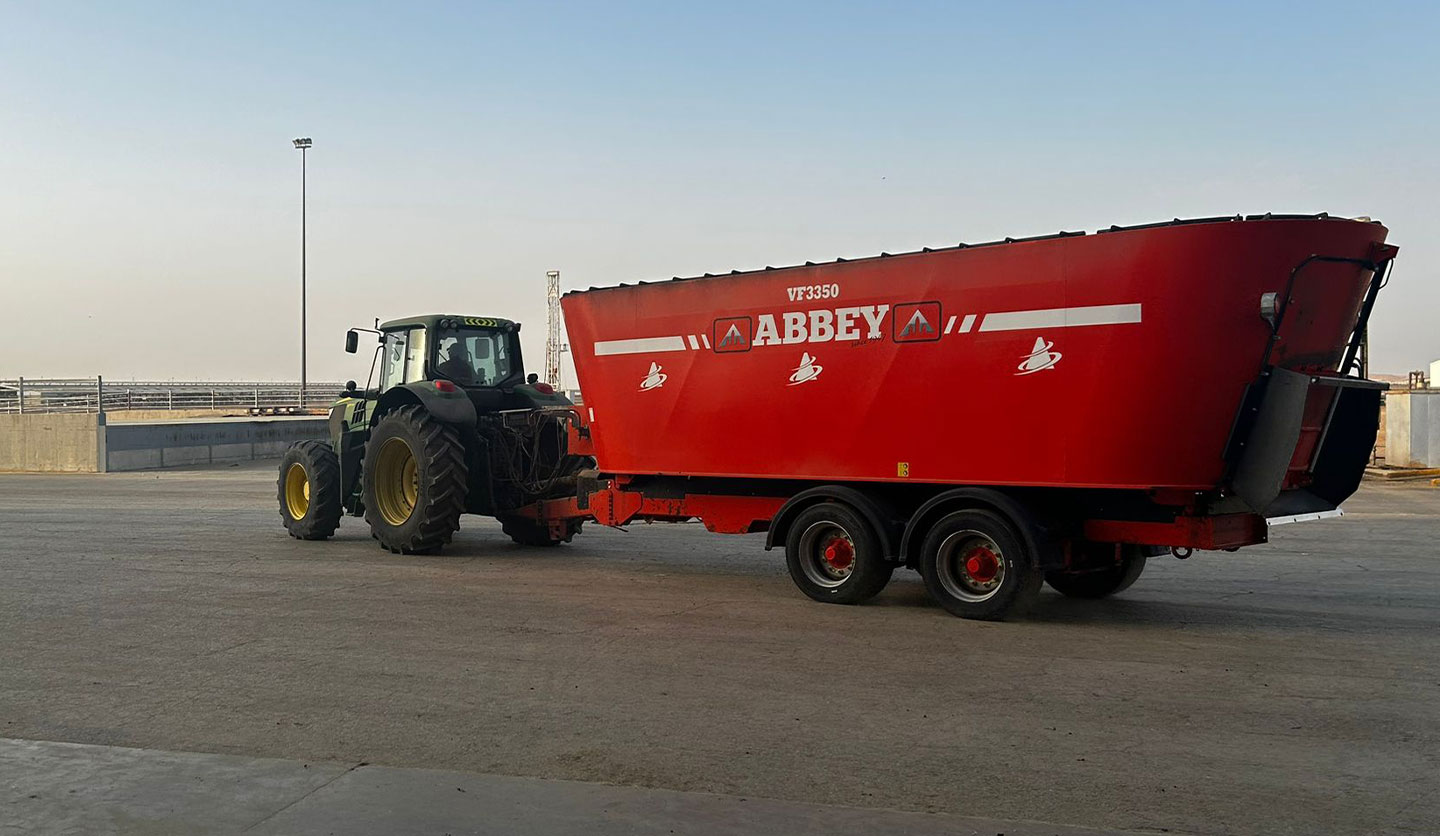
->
xmin=527 ymin=214 xmax=1395 ymax=620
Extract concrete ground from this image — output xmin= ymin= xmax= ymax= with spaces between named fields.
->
xmin=0 ymin=463 xmax=1435 ymax=835
xmin=1 ymin=738 xmax=1116 ymax=836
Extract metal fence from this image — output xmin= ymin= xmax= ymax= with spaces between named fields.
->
xmin=0 ymin=378 xmax=344 ymax=415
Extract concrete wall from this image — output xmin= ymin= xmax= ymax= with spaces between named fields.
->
xmin=0 ymin=413 xmax=103 ymax=472
xmin=0 ymin=415 xmax=328 ymax=473
xmin=104 ymin=418 xmax=328 ymax=472
xmin=1385 ymin=390 xmax=1440 ymax=468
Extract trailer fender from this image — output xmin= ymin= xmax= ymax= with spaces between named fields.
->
xmin=374 ymin=382 xmax=477 ymax=429
xmin=899 ymin=488 xmax=1061 ymax=571
xmin=764 ymin=486 xmax=902 ymax=562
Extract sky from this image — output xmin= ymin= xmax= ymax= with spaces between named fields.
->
xmin=2 ymin=0 xmax=1437 ymax=385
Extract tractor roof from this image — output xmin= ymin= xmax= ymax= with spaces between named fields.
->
xmin=378 ymin=314 xmax=518 ymax=332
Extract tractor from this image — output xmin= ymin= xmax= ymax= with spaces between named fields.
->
xmin=277 ymin=314 xmax=590 ymax=553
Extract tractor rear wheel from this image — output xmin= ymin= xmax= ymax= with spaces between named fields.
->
xmin=501 ymin=518 xmax=582 ymax=547
xmin=362 ymin=405 xmax=469 ymax=554
xmin=277 ymin=440 xmax=343 ymax=540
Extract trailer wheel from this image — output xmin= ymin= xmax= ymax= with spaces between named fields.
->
xmin=784 ymin=503 xmax=893 ymax=605
xmin=501 ymin=518 xmax=582 ymax=547
xmin=919 ymin=509 xmax=1041 ymax=620
xmin=362 ymin=405 xmax=469 ymax=555
xmin=277 ymin=440 xmax=343 ymax=540
xmin=1045 ymin=548 xmax=1147 ymax=599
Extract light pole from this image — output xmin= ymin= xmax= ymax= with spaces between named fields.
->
xmin=293 ymin=137 xmax=312 ymax=407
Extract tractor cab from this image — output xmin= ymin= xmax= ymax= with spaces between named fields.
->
xmin=369 ymin=315 xmax=518 ymax=391
xmin=346 ymin=314 xmax=569 ymax=411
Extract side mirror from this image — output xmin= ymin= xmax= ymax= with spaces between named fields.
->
xmin=345 ymin=330 xmax=359 ymax=353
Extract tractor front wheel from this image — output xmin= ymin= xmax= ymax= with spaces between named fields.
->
xmin=277 ymin=440 xmax=343 ymax=540
xmin=362 ymin=405 xmax=469 ymax=554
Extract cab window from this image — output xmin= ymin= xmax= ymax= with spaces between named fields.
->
xmin=435 ymin=330 xmax=513 ymax=386
xmin=380 ymin=328 xmax=428 ymax=388
xmin=379 ymin=332 xmax=406 ymax=390
xmin=403 ymin=327 xmax=428 ymax=381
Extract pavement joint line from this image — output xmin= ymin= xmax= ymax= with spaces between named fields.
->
xmin=238 ymin=759 xmax=369 ymax=833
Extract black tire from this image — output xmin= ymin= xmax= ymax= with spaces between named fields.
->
xmin=919 ymin=509 xmax=1042 ymax=620
xmin=362 ymin=405 xmax=469 ymax=555
xmin=784 ymin=502 xmax=894 ymax=605
xmin=1045 ymin=548 xmax=1147 ymax=599
xmin=278 ymin=440 xmax=343 ymax=540
xmin=501 ymin=517 xmax=582 ymax=547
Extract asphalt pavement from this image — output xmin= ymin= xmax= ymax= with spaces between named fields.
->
xmin=0 ymin=463 xmax=1436 ymax=835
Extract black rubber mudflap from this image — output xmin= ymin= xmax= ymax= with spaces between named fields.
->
xmin=1231 ymin=368 xmax=1311 ymax=514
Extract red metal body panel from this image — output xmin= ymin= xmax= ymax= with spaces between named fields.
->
xmin=1083 ymin=514 xmax=1268 ymax=551
xmin=563 ymin=217 xmax=1388 ymax=492
xmin=521 ymin=491 xmax=784 ymax=535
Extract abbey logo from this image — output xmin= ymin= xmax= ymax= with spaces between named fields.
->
xmin=706 ymin=302 xmax=951 ymax=352
xmin=710 ymin=305 xmax=891 ymax=351
xmin=713 ymin=317 xmax=752 ymax=353
xmin=893 ymin=302 xmax=941 ymax=342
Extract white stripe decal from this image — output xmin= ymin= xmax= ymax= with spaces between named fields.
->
xmin=944 ymin=315 xmax=957 ymax=334
xmin=700 ymin=333 xmax=711 ymax=349
xmin=688 ymin=335 xmax=700 ymax=350
xmin=959 ymin=314 xmax=977 ymax=333
xmin=979 ymin=303 xmax=1141 ymax=333
xmin=593 ymin=336 xmax=689 ymax=356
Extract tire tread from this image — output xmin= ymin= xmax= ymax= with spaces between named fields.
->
xmin=363 ymin=405 xmax=469 ymax=555
xmin=784 ymin=502 xmax=894 ymax=605
xmin=277 ymin=440 xmax=343 ymax=541
xmin=918 ymin=508 xmax=1041 ymax=621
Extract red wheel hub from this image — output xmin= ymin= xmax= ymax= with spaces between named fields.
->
xmin=964 ymin=547 xmax=1000 ymax=583
xmin=822 ymin=537 xmax=855 ymax=571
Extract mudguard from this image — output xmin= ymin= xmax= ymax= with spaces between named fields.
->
xmin=508 ymin=383 xmax=575 ymax=409
xmin=764 ymin=485 xmax=901 ymax=561
xmin=899 ymin=487 xmax=1063 ymax=570
xmin=376 ymin=382 xmax=477 ymax=428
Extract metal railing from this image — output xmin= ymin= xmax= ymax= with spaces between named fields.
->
xmin=0 ymin=378 xmax=344 ymax=415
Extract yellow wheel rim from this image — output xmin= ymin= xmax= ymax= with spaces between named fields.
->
xmin=374 ymin=436 xmax=418 ymax=526
xmin=284 ymin=462 xmax=310 ymax=520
